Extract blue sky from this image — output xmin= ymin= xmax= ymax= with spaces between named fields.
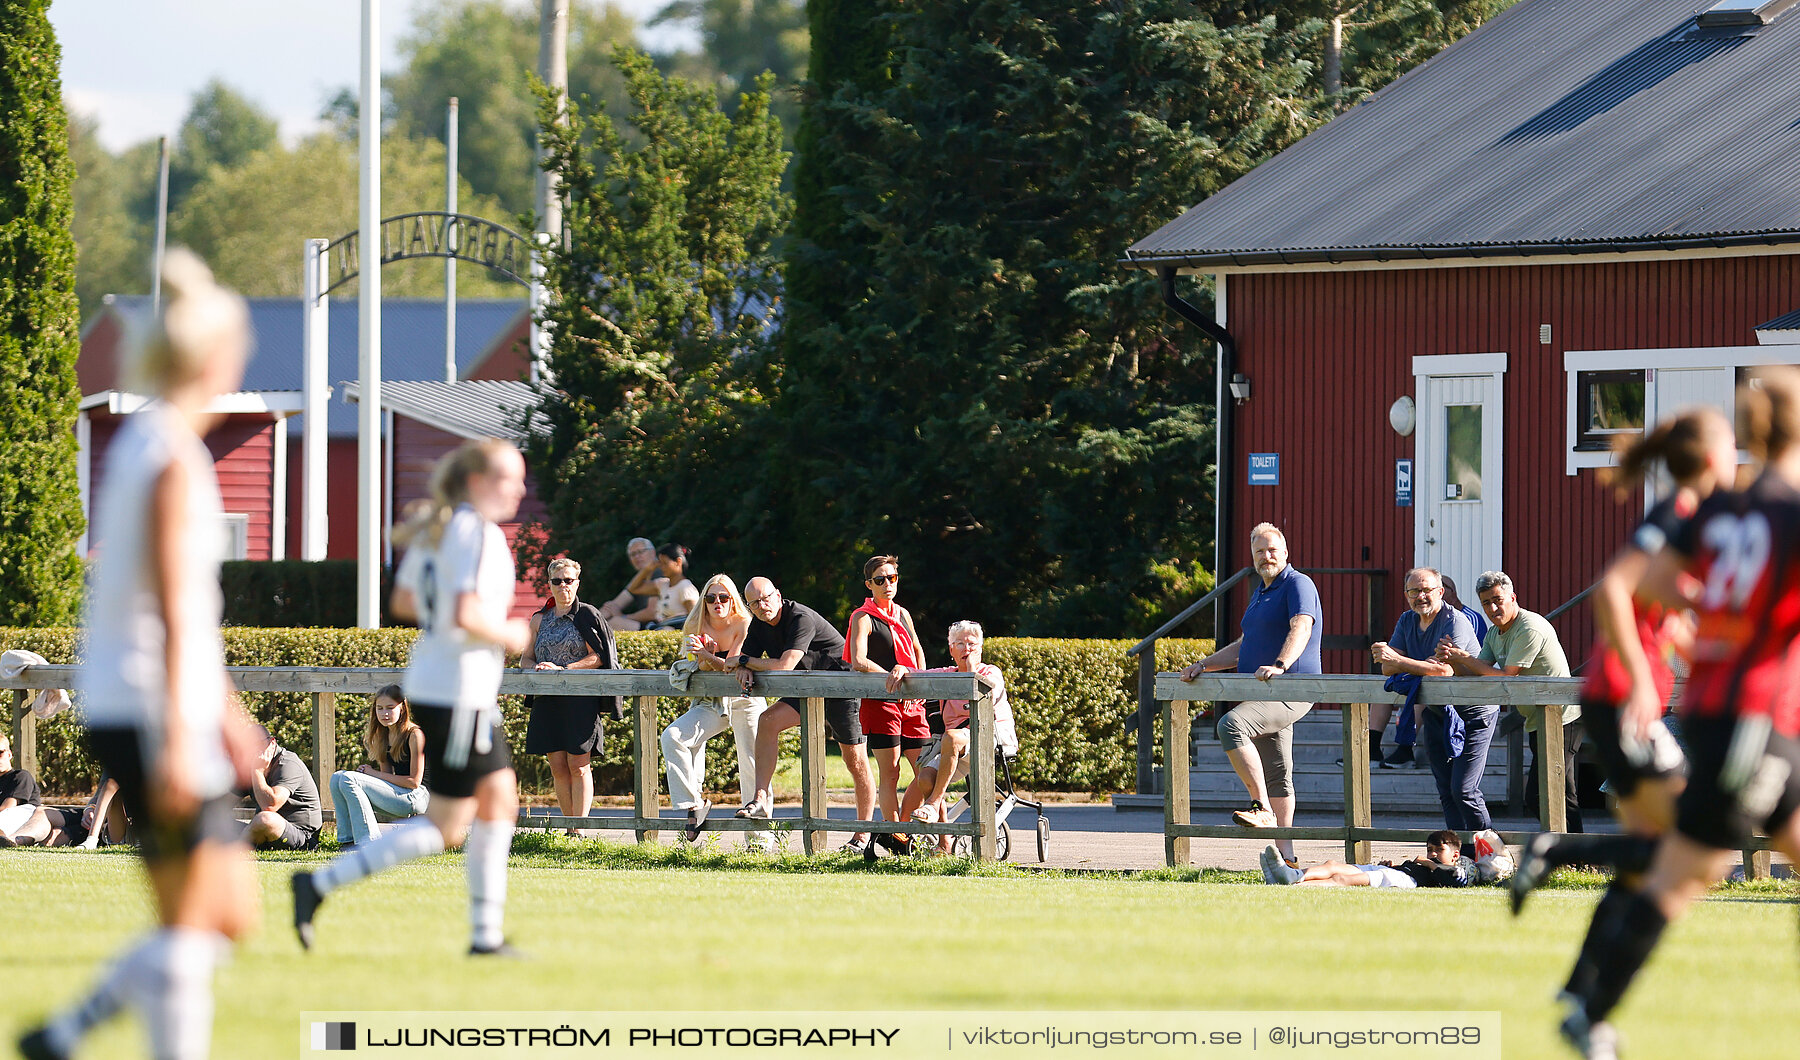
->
xmin=50 ymin=1 xmax=686 ymax=153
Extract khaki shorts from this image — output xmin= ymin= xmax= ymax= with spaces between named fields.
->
xmin=918 ymin=731 xmax=969 ymax=782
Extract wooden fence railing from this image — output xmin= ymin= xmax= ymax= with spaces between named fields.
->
xmin=3 ymin=666 xmax=1001 ymax=860
xmin=1157 ymin=672 xmax=1774 ymax=879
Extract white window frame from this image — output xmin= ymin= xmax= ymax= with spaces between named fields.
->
xmin=1563 ymin=345 xmax=1798 ymax=475
xmin=221 ymin=513 xmax=250 ymax=562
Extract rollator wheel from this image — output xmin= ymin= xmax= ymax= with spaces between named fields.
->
xmin=1036 ymin=816 xmax=1049 ymax=862
xmin=995 ymin=821 xmax=1011 ymax=861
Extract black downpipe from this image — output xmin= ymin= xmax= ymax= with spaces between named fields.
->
xmin=1157 ymin=266 xmax=1237 ymax=644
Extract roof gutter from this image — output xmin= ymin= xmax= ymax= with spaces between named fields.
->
xmin=1156 ymin=265 xmax=1237 ymax=644
xmin=1123 ymin=229 xmax=1800 ymax=271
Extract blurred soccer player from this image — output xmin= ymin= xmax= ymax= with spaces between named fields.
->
xmin=1559 ymin=368 xmax=1800 ymax=1059
xmin=21 ymin=251 xmax=264 ymax=1060
xmin=291 ymin=439 xmax=532 ymax=956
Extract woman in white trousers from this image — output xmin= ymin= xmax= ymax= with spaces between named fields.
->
xmin=661 ymin=575 xmax=770 ymax=847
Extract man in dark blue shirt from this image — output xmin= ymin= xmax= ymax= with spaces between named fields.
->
xmin=1372 ymin=567 xmax=1493 ymax=833
xmin=1179 ymin=522 xmax=1323 ymax=865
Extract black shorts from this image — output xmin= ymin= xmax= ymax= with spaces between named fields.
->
xmin=775 ymin=697 xmax=864 ymax=746
xmin=42 ymin=805 xmax=89 ymax=845
xmin=413 ymin=704 xmax=513 ymax=799
xmin=254 ymin=819 xmax=321 ymax=851
xmin=1582 ymin=699 xmax=1687 ymax=799
xmin=1675 ymin=714 xmax=1800 ymax=850
xmin=84 ymin=726 xmax=241 ymax=860
xmin=866 ymin=734 xmax=930 ymax=751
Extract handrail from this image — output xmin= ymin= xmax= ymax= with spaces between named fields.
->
xmin=1128 ymin=567 xmax=1252 ymax=655
xmin=3 ymin=666 xmax=1003 ymax=861
xmin=1544 ymin=580 xmax=1597 ymax=622
xmin=1152 ymin=671 xmax=1772 ymax=878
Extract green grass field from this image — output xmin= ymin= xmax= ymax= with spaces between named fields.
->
xmin=3 ymin=842 xmax=1795 ymax=1058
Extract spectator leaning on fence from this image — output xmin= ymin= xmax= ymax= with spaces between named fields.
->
xmin=1372 ymin=567 xmax=1495 ymax=834
xmin=1178 ymin=522 xmax=1323 ymax=866
xmin=598 ymin=537 xmax=659 ymax=631
xmin=845 ymin=555 xmax=930 ymax=857
xmin=1439 ymin=570 xmax=1583 ymax=833
xmin=521 ymin=557 xmax=619 ymax=835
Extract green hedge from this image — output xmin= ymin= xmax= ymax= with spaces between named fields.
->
xmin=219 ymin=560 xmax=394 ymax=628
xmin=1 ymin=628 xmax=1210 ymax=797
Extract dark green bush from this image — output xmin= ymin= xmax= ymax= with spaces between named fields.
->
xmin=219 ymin=560 xmax=393 ymax=627
xmin=1 ymin=628 xmax=1209 ymax=797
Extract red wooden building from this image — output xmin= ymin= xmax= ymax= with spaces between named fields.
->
xmin=77 ymin=296 xmax=548 ymax=616
xmin=1126 ymin=0 xmax=1800 ymax=669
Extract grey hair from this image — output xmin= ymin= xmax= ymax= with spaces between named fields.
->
xmin=1249 ymin=522 xmax=1285 ymax=546
xmin=1474 ymin=570 xmax=1513 ymax=594
xmin=1403 ymin=566 xmax=1442 ymax=586
xmin=948 ymin=620 xmax=984 ymax=641
xmin=547 ymin=557 xmax=581 ymax=579
xmin=627 ymin=537 xmax=654 ymax=552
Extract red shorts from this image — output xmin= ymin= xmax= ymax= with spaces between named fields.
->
xmin=859 ymin=699 xmax=929 ymax=740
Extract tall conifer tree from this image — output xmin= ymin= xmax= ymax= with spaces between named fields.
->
xmin=0 ymin=1 xmax=85 ymax=625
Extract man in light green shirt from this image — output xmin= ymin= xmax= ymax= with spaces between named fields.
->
xmin=1437 ymin=570 xmax=1583 ymax=832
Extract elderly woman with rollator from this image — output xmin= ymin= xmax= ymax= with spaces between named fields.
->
xmin=1179 ymin=522 xmax=1323 ymax=870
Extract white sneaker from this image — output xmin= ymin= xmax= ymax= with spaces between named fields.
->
xmin=1260 ymin=844 xmax=1301 ymax=885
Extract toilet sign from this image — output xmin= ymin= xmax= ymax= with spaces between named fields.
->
xmin=1396 ymin=458 xmax=1413 ymax=507
xmin=1249 ymin=453 xmax=1280 ymax=486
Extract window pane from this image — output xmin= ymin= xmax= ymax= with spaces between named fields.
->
xmin=1445 ymin=404 xmax=1482 ymax=501
xmin=1583 ymin=375 xmax=1644 ymax=435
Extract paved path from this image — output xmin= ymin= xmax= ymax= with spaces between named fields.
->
xmin=526 ymin=801 xmax=1792 ymax=876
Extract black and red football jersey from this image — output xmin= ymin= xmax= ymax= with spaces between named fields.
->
xmin=1670 ymin=472 xmax=1800 ymax=735
xmin=1583 ymin=492 xmax=1696 ymax=708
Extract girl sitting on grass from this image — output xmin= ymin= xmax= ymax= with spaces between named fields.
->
xmin=328 ymin=685 xmax=429 ymax=848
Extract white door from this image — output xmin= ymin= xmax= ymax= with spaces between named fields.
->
xmin=1414 ymin=356 xmax=1506 ymax=593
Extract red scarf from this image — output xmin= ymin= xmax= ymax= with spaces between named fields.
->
xmin=845 ymin=598 xmax=923 ymax=670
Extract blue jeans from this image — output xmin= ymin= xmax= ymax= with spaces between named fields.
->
xmin=1420 ymin=704 xmax=1496 ymax=832
xmin=330 ymin=769 xmax=430 ymax=844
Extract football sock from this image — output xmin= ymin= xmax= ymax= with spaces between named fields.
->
xmin=1542 ymin=834 xmax=1656 ymax=875
xmin=141 ymin=927 xmax=224 ymax=1060
xmin=466 ymin=818 xmax=513 ymax=950
xmin=312 ymin=817 xmax=445 ymax=896
xmin=1562 ymin=880 xmax=1635 ymax=1000
xmin=1581 ymin=890 xmax=1668 ymax=1023
xmin=43 ymin=931 xmax=162 ymax=1054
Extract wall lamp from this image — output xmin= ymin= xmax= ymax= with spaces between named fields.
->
xmin=1228 ymin=372 xmax=1251 ymax=404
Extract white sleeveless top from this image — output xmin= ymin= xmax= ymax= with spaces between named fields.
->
xmin=81 ymin=403 xmax=234 ymax=796
xmin=394 ymin=504 xmax=515 ymax=710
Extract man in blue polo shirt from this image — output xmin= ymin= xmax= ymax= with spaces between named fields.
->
xmin=1372 ymin=566 xmax=1493 ymax=833
xmin=1179 ymin=522 xmax=1323 ymax=866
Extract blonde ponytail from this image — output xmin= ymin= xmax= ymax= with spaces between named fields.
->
xmin=127 ymin=248 xmax=249 ymax=395
xmin=392 ymin=438 xmax=517 ymax=549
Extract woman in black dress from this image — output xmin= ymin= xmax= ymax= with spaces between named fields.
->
xmin=521 ymin=557 xmax=619 ymax=834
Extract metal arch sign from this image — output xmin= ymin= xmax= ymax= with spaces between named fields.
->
xmin=322 ymin=212 xmax=534 ymax=294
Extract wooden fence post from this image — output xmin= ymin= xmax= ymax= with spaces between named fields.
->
xmin=1341 ymin=703 xmax=1371 ymax=864
xmin=633 ymin=695 xmax=660 ymax=843
xmin=1744 ymin=848 xmax=1772 ymax=881
xmin=801 ymin=697 xmax=827 ymax=855
xmin=969 ymin=689 xmax=997 ymax=862
xmin=1163 ymin=699 xmax=1191 ymax=867
xmin=10 ymin=689 xmax=35 ymax=778
xmin=311 ymin=691 xmax=336 ymax=823
xmin=1538 ymin=711 xmax=1567 ymax=833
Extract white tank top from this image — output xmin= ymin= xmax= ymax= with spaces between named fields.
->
xmin=394 ymin=504 xmax=515 ymax=710
xmin=81 ymin=403 xmax=233 ymax=797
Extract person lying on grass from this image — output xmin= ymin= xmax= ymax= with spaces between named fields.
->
xmin=1261 ymin=830 xmax=1493 ymax=889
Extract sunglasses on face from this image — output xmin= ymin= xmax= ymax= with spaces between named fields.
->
xmin=704 ymin=593 xmax=731 ymax=604
xmin=747 ymin=593 xmax=778 ymax=606
xmin=870 ymin=574 xmax=898 ymax=586
xmin=550 ymin=577 xmax=577 ymax=586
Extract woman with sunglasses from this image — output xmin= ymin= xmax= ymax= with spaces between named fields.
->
xmin=660 ymin=575 xmax=770 ymax=846
xmin=521 ymin=557 xmax=620 ymax=834
xmin=628 ymin=543 xmax=699 ymax=630
xmin=845 ymin=555 xmax=929 ymax=855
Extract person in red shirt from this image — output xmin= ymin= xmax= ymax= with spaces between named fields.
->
xmin=1559 ymin=368 xmax=1800 ymax=1060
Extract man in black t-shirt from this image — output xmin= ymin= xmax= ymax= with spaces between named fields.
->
xmin=242 ymin=729 xmax=323 ymax=851
xmin=731 ymin=577 xmax=877 ymax=852
xmin=0 ymin=733 xmax=51 ymax=846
